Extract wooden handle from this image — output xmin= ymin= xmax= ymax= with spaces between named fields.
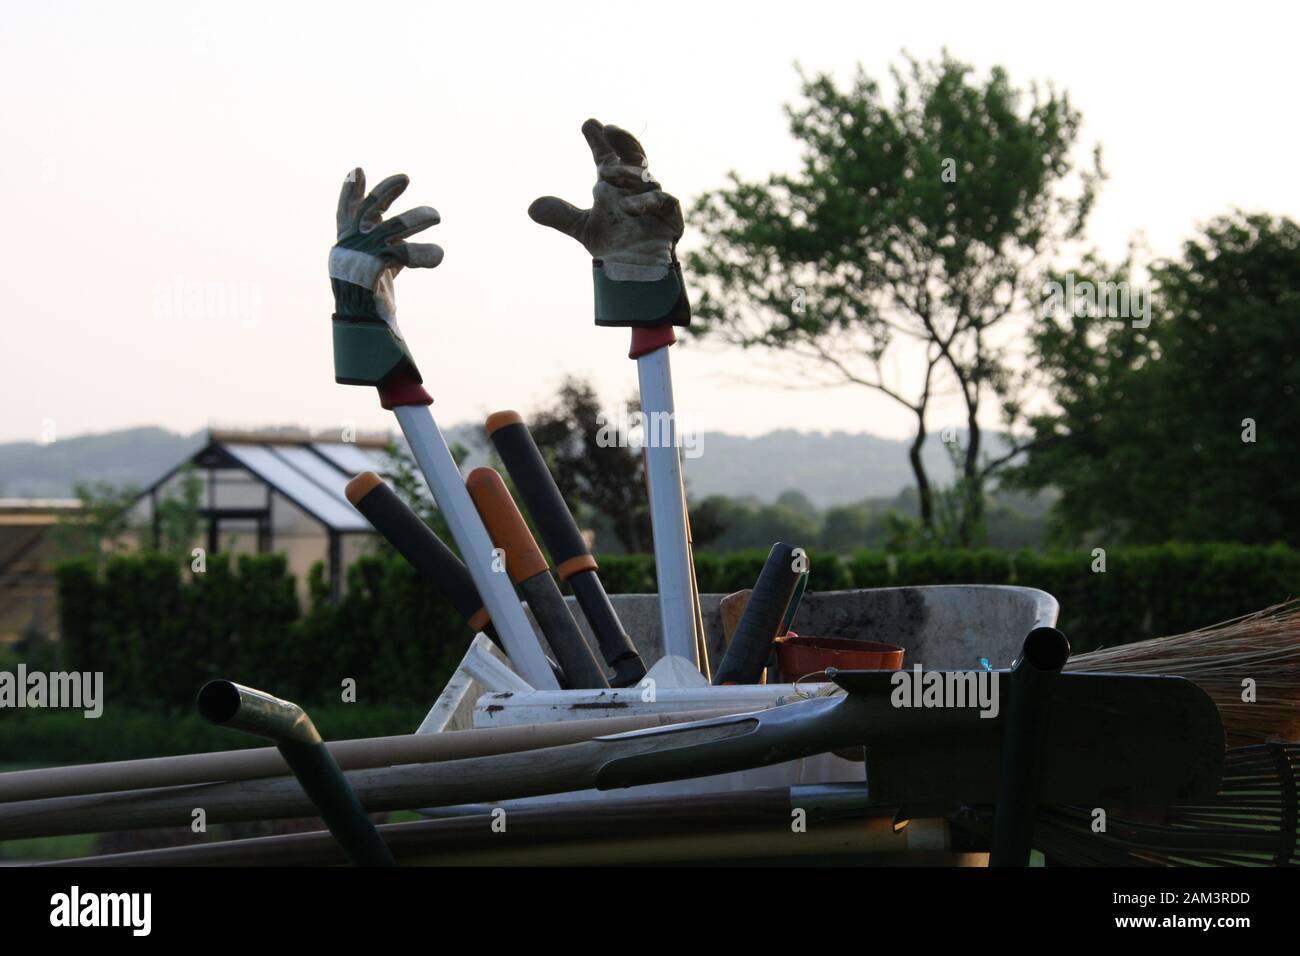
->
xmin=465 ymin=467 xmax=548 ymax=584
xmin=719 ymin=589 xmax=752 ymax=646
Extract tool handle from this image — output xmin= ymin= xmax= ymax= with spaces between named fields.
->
xmin=628 ymin=324 xmax=677 ymax=360
xmin=486 ymin=411 xmax=644 ymax=678
xmin=464 ymin=467 xmax=548 ymax=585
xmin=569 ymin=572 xmax=646 ymax=685
xmin=346 ymin=472 xmax=489 ymax=632
xmin=989 ymin=627 xmax=1071 ymax=867
xmin=484 ymin=412 xmax=592 ymax=575
xmin=713 ymin=543 xmax=801 ymax=685
xmin=719 ymin=589 xmax=752 ymax=646
xmin=777 ymin=571 xmax=809 ymax=638
xmin=466 ymin=468 xmax=609 ymax=689
xmin=520 ymin=576 xmax=610 ymax=689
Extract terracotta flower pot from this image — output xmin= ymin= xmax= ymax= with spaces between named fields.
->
xmin=774 ymin=634 xmax=905 ymax=682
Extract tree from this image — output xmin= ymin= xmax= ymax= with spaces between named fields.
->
xmin=1008 ymin=212 xmax=1300 ymax=546
xmin=155 ymin=465 xmax=203 ymax=562
xmin=529 ymin=377 xmax=653 ymax=553
xmin=693 ymin=494 xmax=822 ymax=552
xmin=687 ymin=51 xmax=1101 ymax=545
xmin=53 ymin=480 xmax=139 ymax=566
xmin=820 ymin=502 xmax=890 ymax=552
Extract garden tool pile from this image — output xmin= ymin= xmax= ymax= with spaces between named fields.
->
xmin=0 ymin=119 xmax=1288 ymax=868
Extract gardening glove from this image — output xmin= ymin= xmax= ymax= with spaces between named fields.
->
xmin=529 ymin=119 xmax=690 ymax=328
xmin=329 ymin=168 xmax=443 ymax=387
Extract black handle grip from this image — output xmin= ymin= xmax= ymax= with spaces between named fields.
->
xmin=989 ymin=627 xmax=1070 ymax=866
xmin=487 ymin=414 xmax=590 ymax=565
xmin=349 ymin=472 xmax=570 ymax=688
xmin=713 ymin=543 xmax=801 ymax=685
xmin=348 ymin=474 xmax=484 ymax=623
xmin=520 ymin=575 xmax=610 ymax=689
xmin=569 ymin=571 xmax=646 ymax=685
xmin=487 ymin=412 xmax=645 ymax=683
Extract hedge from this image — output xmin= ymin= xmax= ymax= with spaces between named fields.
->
xmin=597 ymin=544 xmax=1300 ymax=652
xmin=53 ymin=552 xmax=471 ymax=713
xmin=45 ymin=543 xmax=1300 ymax=718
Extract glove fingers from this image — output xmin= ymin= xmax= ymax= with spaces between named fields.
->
xmin=581 ymin=118 xmax=620 ymax=168
xmin=389 ymin=241 xmax=444 ymax=269
xmin=528 ymin=196 xmax=588 ymax=240
xmin=599 ymin=164 xmax=657 ymax=191
xmin=337 ymin=168 xmax=366 ymax=236
xmin=358 ymin=174 xmax=410 ymax=232
xmin=603 ymin=125 xmax=647 ymax=165
xmin=618 ymin=190 xmax=675 ymax=218
xmin=368 ymin=205 xmax=440 ymax=242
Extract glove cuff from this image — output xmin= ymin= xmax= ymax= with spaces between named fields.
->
xmin=332 ymin=314 xmax=422 ymax=387
xmin=592 ymin=259 xmax=691 ymax=329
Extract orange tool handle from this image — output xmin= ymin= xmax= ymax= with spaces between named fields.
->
xmin=465 ymin=467 xmax=548 ymax=585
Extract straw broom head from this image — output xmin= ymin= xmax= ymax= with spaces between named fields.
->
xmin=1068 ymin=599 xmax=1300 ymax=747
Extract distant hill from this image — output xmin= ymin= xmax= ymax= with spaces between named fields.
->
xmin=679 ymin=428 xmax=1016 ymax=508
xmin=0 ymin=427 xmax=207 ymax=498
xmin=0 ymin=424 xmax=1017 ymax=508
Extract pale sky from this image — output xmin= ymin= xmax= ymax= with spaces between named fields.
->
xmin=1 ymin=0 xmax=1296 ymax=446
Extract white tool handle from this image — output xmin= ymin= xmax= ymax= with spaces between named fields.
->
xmin=394 ymin=404 xmax=559 ymax=689
xmin=636 ymin=347 xmax=699 ymax=665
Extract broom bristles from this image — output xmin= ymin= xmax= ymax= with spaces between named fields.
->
xmin=1034 ymin=743 xmax=1299 ymax=867
xmin=1068 ymin=599 xmax=1300 ymax=746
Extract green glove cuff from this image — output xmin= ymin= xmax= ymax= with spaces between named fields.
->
xmin=592 ymin=260 xmax=691 ymax=329
xmin=332 ymin=315 xmax=422 ymax=387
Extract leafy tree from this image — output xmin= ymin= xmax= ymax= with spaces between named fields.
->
xmin=529 ymin=377 xmax=653 ymax=553
xmin=820 ymin=502 xmax=890 ymax=552
xmin=687 ymin=51 xmax=1101 ymax=545
xmin=774 ymin=489 xmax=819 ymax=521
xmin=155 ymin=465 xmax=203 ymax=562
xmin=53 ymin=480 xmax=139 ymax=566
xmin=694 ymin=494 xmax=822 ymax=552
xmin=1008 ymin=212 xmax=1300 ymax=546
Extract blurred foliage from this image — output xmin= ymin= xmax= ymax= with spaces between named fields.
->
xmin=529 ymin=376 xmax=655 ymax=553
xmin=1009 ymin=212 xmax=1300 ymax=547
xmin=52 ymin=480 xmax=139 ymax=566
xmin=686 ymin=482 xmax=1048 ymax=554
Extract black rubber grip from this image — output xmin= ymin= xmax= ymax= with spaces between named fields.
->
xmin=352 ymin=480 xmax=484 ymax=621
xmin=570 ymin=571 xmax=646 ymax=686
xmin=520 ymin=574 xmax=610 ymax=689
xmin=489 ymin=418 xmax=644 ymax=677
xmin=489 ymin=421 xmax=590 ymax=564
xmin=352 ymin=476 xmax=571 ymax=688
xmin=712 ymin=543 xmax=801 ymax=685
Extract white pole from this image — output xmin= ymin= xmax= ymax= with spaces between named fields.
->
xmin=393 ymin=404 xmax=559 ymax=689
xmin=636 ymin=346 xmax=698 ymax=665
